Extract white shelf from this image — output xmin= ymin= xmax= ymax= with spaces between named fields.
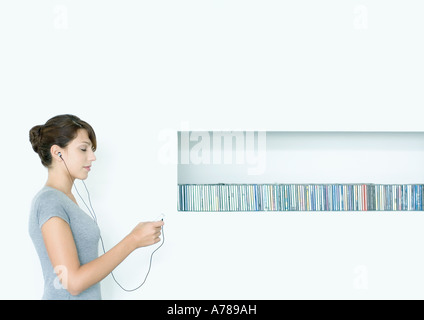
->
xmin=178 ymin=131 xmax=424 ymax=185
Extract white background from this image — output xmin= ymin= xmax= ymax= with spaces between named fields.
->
xmin=1 ymin=1 xmax=424 ymax=299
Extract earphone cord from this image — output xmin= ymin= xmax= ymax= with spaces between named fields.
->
xmin=61 ymin=158 xmax=164 ymax=292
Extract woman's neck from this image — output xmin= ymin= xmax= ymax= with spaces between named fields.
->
xmin=45 ymin=167 xmax=75 ymax=197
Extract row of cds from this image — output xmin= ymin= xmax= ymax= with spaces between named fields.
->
xmin=177 ymin=184 xmax=424 ymax=212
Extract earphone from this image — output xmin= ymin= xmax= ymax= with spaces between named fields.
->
xmin=58 ymin=151 xmax=165 ymax=292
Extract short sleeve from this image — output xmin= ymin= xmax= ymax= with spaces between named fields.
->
xmin=36 ymin=190 xmax=70 ymax=229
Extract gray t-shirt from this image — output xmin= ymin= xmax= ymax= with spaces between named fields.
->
xmin=29 ymin=186 xmax=101 ymax=300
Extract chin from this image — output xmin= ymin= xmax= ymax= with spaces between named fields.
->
xmin=76 ymin=172 xmax=89 ymax=180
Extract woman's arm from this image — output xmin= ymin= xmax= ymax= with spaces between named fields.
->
xmin=42 ymin=217 xmax=164 ymax=296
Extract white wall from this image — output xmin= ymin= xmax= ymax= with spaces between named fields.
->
xmin=1 ymin=1 xmax=424 ymax=299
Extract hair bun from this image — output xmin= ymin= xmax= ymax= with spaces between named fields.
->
xmin=29 ymin=125 xmax=43 ymax=153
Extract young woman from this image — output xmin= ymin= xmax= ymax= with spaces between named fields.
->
xmin=28 ymin=114 xmax=164 ymax=300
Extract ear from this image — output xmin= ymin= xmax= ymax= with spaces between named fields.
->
xmin=50 ymin=145 xmax=64 ymax=162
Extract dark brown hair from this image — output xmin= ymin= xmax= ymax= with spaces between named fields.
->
xmin=29 ymin=114 xmax=97 ymax=167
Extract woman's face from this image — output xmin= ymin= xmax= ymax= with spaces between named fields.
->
xmin=60 ymin=129 xmax=96 ymax=180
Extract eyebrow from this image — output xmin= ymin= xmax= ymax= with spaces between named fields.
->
xmin=80 ymin=140 xmax=93 ymax=146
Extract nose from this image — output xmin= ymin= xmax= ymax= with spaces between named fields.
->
xmin=89 ymin=150 xmax=97 ymax=162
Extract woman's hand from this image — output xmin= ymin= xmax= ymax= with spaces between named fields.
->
xmin=129 ymin=220 xmax=164 ymax=249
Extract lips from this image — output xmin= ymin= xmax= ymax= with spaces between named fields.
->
xmin=84 ymin=166 xmax=91 ymax=171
